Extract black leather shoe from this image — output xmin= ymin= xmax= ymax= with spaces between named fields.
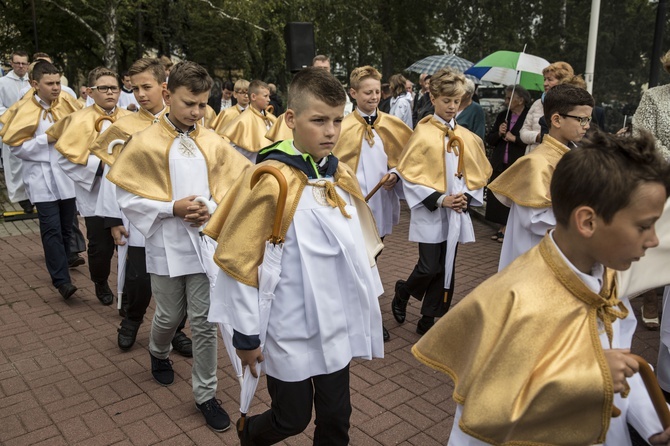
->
xmin=392 ymin=280 xmax=410 ymax=323
xmin=150 ymin=353 xmax=174 ymax=386
xmin=94 ymin=282 xmax=114 ymax=306
xmin=416 ymin=316 xmax=435 ymax=336
xmin=18 ymin=199 xmax=34 ymax=213
xmin=118 ymin=318 xmax=141 ymax=351
xmin=68 ymin=254 xmax=85 ymax=268
xmin=172 ymin=331 xmax=193 ymax=357
xmin=58 ymin=283 xmax=77 ymax=300
xmin=383 ymin=325 xmax=390 ymax=342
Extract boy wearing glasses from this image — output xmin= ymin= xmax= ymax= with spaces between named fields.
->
xmin=488 ymin=84 xmax=594 ymax=271
xmin=47 ymin=67 xmax=131 ymax=306
xmin=212 ymin=78 xmax=250 ymax=133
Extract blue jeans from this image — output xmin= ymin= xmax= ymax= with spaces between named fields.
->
xmin=35 ymin=198 xmax=76 ymax=287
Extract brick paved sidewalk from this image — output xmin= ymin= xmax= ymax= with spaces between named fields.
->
xmin=0 ymin=191 xmax=662 ymax=445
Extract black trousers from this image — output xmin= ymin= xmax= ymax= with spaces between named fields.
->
xmin=124 ymin=246 xmax=152 ymax=322
xmin=70 ymin=213 xmax=86 ymax=254
xmin=84 ymin=216 xmax=115 ymax=284
xmin=404 ymin=241 xmax=457 ymax=318
xmin=247 ymin=364 xmax=351 ymax=445
xmin=35 ymin=198 xmax=76 ymax=287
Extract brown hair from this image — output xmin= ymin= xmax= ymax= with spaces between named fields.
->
xmin=287 ymin=67 xmax=346 ymax=114
xmin=166 ymin=61 xmax=213 ymax=94
xmin=560 ymin=74 xmax=587 ymax=90
xmin=87 ymin=66 xmax=118 ymax=87
xmin=249 ymin=80 xmax=269 ymax=96
xmin=350 ymin=66 xmax=381 ymax=90
xmin=11 ymin=50 xmax=28 ymax=61
xmin=543 ymin=84 xmax=594 ymax=123
xmin=429 ymin=68 xmax=466 ymax=98
xmin=32 ymin=52 xmax=50 ymax=61
xmin=159 ymin=55 xmax=173 ymax=71
xmin=312 ymin=55 xmax=330 ymax=66
xmin=542 ymin=61 xmax=574 ymax=82
xmin=31 ymin=60 xmax=59 ymax=82
xmin=389 ymin=74 xmax=407 ymax=98
xmin=128 ymin=58 xmax=166 ymax=84
xmin=552 ymin=130 xmax=670 ymax=225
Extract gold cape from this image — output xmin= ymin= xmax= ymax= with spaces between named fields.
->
xmin=265 ymin=114 xmax=294 ymax=142
xmin=396 ymin=116 xmax=491 ymax=193
xmin=333 ymin=109 xmax=412 ymax=172
xmin=0 ymin=92 xmax=82 ymax=146
xmin=90 ymin=107 xmax=166 ymax=166
xmin=221 ymin=106 xmax=277 ymax=153
xmin=412 ymin=235 xmax=625 ymax=445
xmin=47 ymin=105 xmax=132 ymax=165
xmin=106 ymin=116 xmax=251 ymax=202
xmin=204 ymin=160 xmax=382 ymax=288
xmin=212 ymin=104 xmax=244 ymax=134
xmin=488 ymin=135 xmax=569 ymax=208
xmin=203 ymin=104 xmax=217 ymax=129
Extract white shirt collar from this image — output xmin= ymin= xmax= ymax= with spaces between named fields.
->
xmin=549 ymin=230 xmax=604 ymax=293
xmin=433 ymin=113 xmax=455 ymax=130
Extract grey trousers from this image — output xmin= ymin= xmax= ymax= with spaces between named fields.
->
xmin=149 ymin=273 xmax=217 ymax=403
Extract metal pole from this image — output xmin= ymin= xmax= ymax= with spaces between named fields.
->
xmin=649 ymin=0 xmax=667 ymax=88
xmin=30 ymin=0 xmax=39 ymax=51
xmin=584 ymin=0 xmax=601 ymax=94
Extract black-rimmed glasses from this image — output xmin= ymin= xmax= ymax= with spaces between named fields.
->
xmin=559 ymin=114 xmax=592 ymax=127
xmin=90 ymin=86 xmax=120 ymax=93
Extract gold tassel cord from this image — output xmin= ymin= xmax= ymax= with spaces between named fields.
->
xmin=41 ymin=108 xmax=53 ymax=123
xmin=364 ymin=125 xmax=375 ymax=147
xmin=308 ymin=180 xmax=351 ymax=219
xmin=447 ymin=129 xmax=465 ymax=179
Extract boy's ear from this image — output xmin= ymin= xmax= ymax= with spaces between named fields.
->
xmin=550 ymin=112 xmax=562 ymax=128
xmin=572 ymin=205 xmax=598 ymax=238
xmin=349 ymin=87 xmax=357 ymax=100
xmin=284 ymin=109 xmax=296 ymax=130
xmin=162 ymin=88 xmax=171 ymax=106
xmin=30 ymin=79 xmax=38 ymax=88
xmin=430 ymin=93 xmax=436 ymax=106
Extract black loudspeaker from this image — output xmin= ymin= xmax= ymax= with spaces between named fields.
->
xmin=284 ymin=22 xmax=315 ymax=72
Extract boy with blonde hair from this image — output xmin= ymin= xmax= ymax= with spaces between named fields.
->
xmin=48 ymin=66 xmax=131 ymax=306
xmin=207 ymin=67 xmax=384 ymax=445
xmin=212 ymin=78 xmax=249 ymax=133
xmin=414 ymin=131 xmax=670 ymax=445
xmin=222 ymin=79 xmax=277 ymax=162
xmin=393 ymin=68 xmax=491 ymax=335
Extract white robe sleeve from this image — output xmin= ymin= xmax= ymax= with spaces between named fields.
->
xmin=116 ymin=187 xmax=174 ymax=239
xmin=623 ymin=372 xmax=667 ymax=442
xmin=210 ymin=269 xmax=260 ymax=338
xmin=517 ymin=204 xmax=556 ymax=237
xmin=57 ymin=153 xmax=100 ymax=192
xmin=11 ymin=134 xmax=50 ymax=162
xmin=96 ymin=167 xmax=123 ymax=219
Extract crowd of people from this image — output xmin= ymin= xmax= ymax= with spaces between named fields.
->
xmin=1 ymin=47 xmax=670 ymax=445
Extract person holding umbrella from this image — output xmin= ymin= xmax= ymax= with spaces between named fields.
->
xmin=485 ymin=85 xmax=531 ymax=242
xmin=208 ymin=67 xmax=385 ymax=445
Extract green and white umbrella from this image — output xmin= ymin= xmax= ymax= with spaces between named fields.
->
xmin=465 ymin=50 xmax=550 ymax=91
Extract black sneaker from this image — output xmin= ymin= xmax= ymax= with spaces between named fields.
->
xmin=150 ymin=353 xmax=174 ymax=386
xmin=117 ymin=318 xmax=141 ymax=351
xmin=196 ymin=397 xmax=231 ymax=432
xmin=58 ymin=282 xmax=77 ymax=300
xmin=171 ymin=331 xmax=193 ymax=357
xmin=68 ymin=254 xmax=85 ymax=268
xmin=18 ymin=199 xmax=34 ymax=214
xmin=94 ymin=282 xmax=114 ymax=306
xmin=392 ymin=280 xmax=410 ymax=323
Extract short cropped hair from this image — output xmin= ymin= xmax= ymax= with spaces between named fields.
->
xmin=312 ymin=55 xmax=330 ymax=65
xmin=287 ymin=67 xmax=346 ymax=114
xmin=543 ymin=84 xmax=594 ymax=123
xmin=222 ymin=80 xmax=234 ymax=91
xmin=661 ymin=49 xmax=670 ymax=75
xmin=128 ymin=58 xmax=166 ymax=83
xmin=32 ymin=60 xmax=59 ymax=82
xmin=249 ymin=80 xmax=269 ymax=96
xmin=505 ymin=84 xmax=531 ymax=107
xmin=560 ymin=74 xmax=587 ymax=90
xmin=543 ymin=61 xmax=574 ymax=82
xmin=429 ymin=68 xmax=466 ymax=99
xmin=234 ymin=79 xmax=250 ymax=93
xmin=350 ymin=66 xmax=381 ymax=90
xmin=389 ymin=74 xmax=407 ymax=98
xmin=11 ymin=50 xmax=28 ymax=61
xmin=552 ymin=130 xmax=670 ymax=226
xmin=32 ymin=52 xmax=50 ymax=61
xmin=87 ymin=66 xmax=118 ymax=87
xmin=166 ymin=61 xmax=213 ymax=94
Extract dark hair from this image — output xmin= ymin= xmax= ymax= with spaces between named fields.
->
xmin=32 ymin=52 xmax=50 ymax=61
xmin=166 ymin=61 xmax=212 ymax=94
xmin=505 ymin=85 xmax=531 ymax=107
xmin=87 ymin=66 xmax=118 ymax=87
xmin=11 ymin=50 xmax=28 ymax=61
xmin=551 ymin=130 xmax=670 ymax=226
xmin=222 ymin=80 xmax=234 ymax=91
xmin=32 ymin=60 xmax=59 ymax=82
xmin=312 ymin=55 xmax=330 ymax=65
xmin=288 ymin=67 xmax=346 ymax=114
xmin=128 ymin=58 xmax=166 ymax=84
xmin=543 ymin=84 xmax=594 ymax=123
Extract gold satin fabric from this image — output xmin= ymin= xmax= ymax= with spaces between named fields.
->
xmin=488 ymin=135 xmax=569 ymax=208
xmin=90 ymin=107 xmax=166 ymax=166
xmin=47 ymin=105 xmax=131 ymax=165
xmin=107 ymin=116 xmax=251 ymax=202
xmin=212 ymin=104 xmax=244 ymax=134
xmin=0 ymin=92 xmax=82 ymax=146
xmin=205 ymin=160 xmax=382 ymax=288
xmin=396 ymin=116 xmax=491 ymax=193
xmin=412 ymin=235 xmax=626 ymax=445
xmin=203 ymin=104 xmax=217 ymax=129
xmin=333 ymin=109 xmax=412 ymax=172
xmin=222 ymin=106 xmax=277 ymax=153
xmin=265 ymin=114 xmax=294 ymax=142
